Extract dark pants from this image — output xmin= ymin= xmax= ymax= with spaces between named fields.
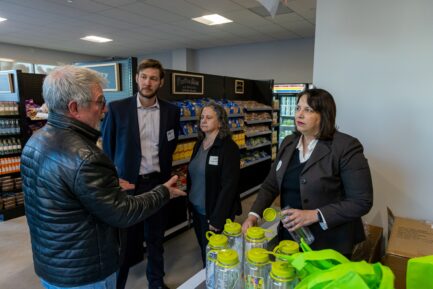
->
xmin=117 ymin=175 xmax=167 ymax=289
xmin=191 ymin=207 xmax=209 ymax=267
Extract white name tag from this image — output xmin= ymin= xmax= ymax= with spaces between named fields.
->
xmin=167 ymin=129 xmax=175 ymax=141
xmin=209 ymin=156 xmax=219 ymax=166
xmin=276 ymin=160 xmax=282 ymax=171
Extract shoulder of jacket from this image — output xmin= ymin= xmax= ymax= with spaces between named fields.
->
xmin=280 ymin=134 xmax=298 ymax=149
xmin=109 ymin=96 xmax=134 ymax=108
xmin=331 ymin=131 xmax=359 ymax=146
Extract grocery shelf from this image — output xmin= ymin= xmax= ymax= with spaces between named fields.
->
xmin=245 ymin=130 xmax=272 ymax=138
xmin=245 ymin=119 xmax=272 ymax=125
xmin=230 ymin=127 xmax=244 ymax=132
xmin=241 ymin=156 xmax=271 ymax=169
xmin=280 ymin=115 xmax=295 ymax=118
xmin=172 ymin=158 xmax=191 ymax=166
xmin=246 ymin=142 xmax=272 ymax=150
xmin=244 ymin=107 xmax=273 ymax=112
xmin=178 ymin=133 xmax=198 ymax=140
xmin=228 ymin=113 xmax=244 ymax=118
xmin=271 ymin=123 xmax=280 ymax=127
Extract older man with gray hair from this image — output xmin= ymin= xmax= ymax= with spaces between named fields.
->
xmin=20 ymin=65 xmax=185 ymax=289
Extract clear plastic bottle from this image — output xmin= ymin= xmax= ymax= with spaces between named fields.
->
xmin=266 ymin=261 xmax=297 ymax=289
xmin=262 ymin=206 xmax=315 ymax=245
xmin=273 ymin=240 xmax=299 ymax=262
xmin=206 ymin=232 xmax=229 ymax=289
xmin=244 ymin=227 xmax=270 ymax=257
xmin=214 ymin=249 xmax=242 ymax=289
xmin=244 ymin=248 xmax=271 ymax=289
xmin=223 ymin=219 xmax=243 ymax=268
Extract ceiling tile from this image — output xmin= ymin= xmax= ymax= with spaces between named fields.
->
xmin=120 ymin=2 xmax=187 ymax=23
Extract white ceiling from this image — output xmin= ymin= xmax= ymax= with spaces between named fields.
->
xmin=0 ymin=0 xmax=316 ymax=57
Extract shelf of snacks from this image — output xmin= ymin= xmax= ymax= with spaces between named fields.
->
xmin=234 ymin=100 xmax=272 ymax=112
xmin=271 ymin=123 xmax=280 ymax=127
xmin=172 ymin=165 xmax=187 ymax=191
xmin=232 ymin=132 xmax=245 ymax=149
xmin=240 ymin=152 xmax=271 ymax=169
xmin=178 ymin=133 xmax=198 ymax=141
xmin=244 ymin=119 xmax=272 ymax=125
xmin=272 ymin=145 xmax=277 ymax=160
xmin=0 ymin=156 xmax=20 ymax=175
xmin=0 ymin=174 xmax=24 ymax=221
xmin=246 ymin=141 xmax=272 ymax=151
xmin=172 ymin=140 xmax=195 ymax=167
xmin=245 ymin=130 xmax=272 ymax=138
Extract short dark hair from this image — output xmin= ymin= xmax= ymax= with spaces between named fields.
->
xmin=137 ymin=59 xmax=165 ymax=79
xmin=197 ymin=102 xmax=232 ymax=141
xmin=295 ymin=88 xmax=337 ymax=140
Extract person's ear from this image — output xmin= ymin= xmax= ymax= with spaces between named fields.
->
xmin=68 ymin=100 xmax=79 ymax=118
xmin=160 ymin=78 xmax=164 ymax=88
xmin=135 ymin=74 xmax=139 ymax=85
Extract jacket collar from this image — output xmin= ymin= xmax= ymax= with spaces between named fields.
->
xmin=48 ymin=112 xmax=101 ymax=143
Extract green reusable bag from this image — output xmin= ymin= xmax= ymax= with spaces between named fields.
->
xmin=407 ymin=255 xmax=433 ymax=289
xmin=294 ymin=261 xmax=395 ymax=289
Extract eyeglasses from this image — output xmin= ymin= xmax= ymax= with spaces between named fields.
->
xmin=87 ymin=95 xmax=106 ymax=108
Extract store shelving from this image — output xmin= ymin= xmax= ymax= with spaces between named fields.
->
xmin=241 ymin=156 xmax=271 ymax=169
xmin=245 ymin=130 xmax=272 ymax=138
xmin=246 ymin=141 xmax=272 ymax=151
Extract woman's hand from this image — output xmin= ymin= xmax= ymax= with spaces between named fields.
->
xmin=242 ymin=214 xmax=258 ymax=233
xmin=209 ymin=224 xmax=220 ymax=232
xmin=281 ymin=209 xmax=319 ymax=232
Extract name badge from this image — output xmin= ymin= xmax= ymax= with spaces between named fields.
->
xmin=209 ymin=156 xmax=219 ymax=166
xmin=167 ymin=129 xmax=175 ymax=141
xmin=276 ymin=160 xmax=282 ymax=171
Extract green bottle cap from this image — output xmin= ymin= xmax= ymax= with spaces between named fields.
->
xmin=263 ymin=207 xmax=278 ymax=222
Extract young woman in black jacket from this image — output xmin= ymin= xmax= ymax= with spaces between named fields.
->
xmin=187 ymin=102 xmax=242 ymax=266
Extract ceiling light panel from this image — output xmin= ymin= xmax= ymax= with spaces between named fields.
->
xmin=192 ymin=14 xmax=233 ymax=25
xmin=80 ymin=35 xmax=113 ymax=43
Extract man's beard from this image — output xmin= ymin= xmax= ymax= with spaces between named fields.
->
xmin=139 ymin=87 xmax=159 ymax=99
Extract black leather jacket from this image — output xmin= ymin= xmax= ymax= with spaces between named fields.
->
xmin=21 ymin=112 xmax=170 ymax=287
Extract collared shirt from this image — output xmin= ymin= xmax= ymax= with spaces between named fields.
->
xmin=137 ymin=93 xmax=160 ymax=175
xmin=296 ymin=136 xmax=318 ymax=163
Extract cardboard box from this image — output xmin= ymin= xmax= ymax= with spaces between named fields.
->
xmin=352 ymin=224 xmax=383 ymax=263
xmin=382 ymin=208 xmax=433 ymax=289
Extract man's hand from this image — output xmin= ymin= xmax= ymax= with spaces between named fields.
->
xmin=163 ymin=175 xmax=186 ymax=199
xmin=242 ymin=214 xmax=258 ymax=234
xmin=119 ymin=178 xmax=135 ymax=191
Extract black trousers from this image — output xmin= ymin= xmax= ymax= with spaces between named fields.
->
xmin=117 ymin=175 xmax=168 ymax=289
xmin=191 ymin=207 xmax=209 ymax=267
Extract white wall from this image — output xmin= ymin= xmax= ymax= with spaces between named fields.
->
xmin=0 ymin=42 xmax=102 ymax=65
xmin=194 ymin=38 xmax=314 ymax=83
xmin=314 ymin=0 xmax=433 ymax=229
xmin=139 ymin=38 xmax=314 ymax=83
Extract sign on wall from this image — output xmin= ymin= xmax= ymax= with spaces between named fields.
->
xmin=172 ymin=72 xmax=204 ymax=95
xmin=0 ymin=73 xmax=14 ymax=93
xmin=81 ymin=63 xmax=121 ymax=92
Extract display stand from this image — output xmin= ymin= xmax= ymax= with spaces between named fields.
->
xmin=0 ymin=70 xmax=45 ymax=221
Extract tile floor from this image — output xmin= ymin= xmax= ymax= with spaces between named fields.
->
xmin=0 ymin=193 xmax=277 ymax=289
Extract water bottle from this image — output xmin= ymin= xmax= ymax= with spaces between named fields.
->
xmin=262 ymin=206 xmax=315 ymax=245
xmin=244 ymin=227 xmax=270 ymax=256
xmin=206 ymin=231 xmax=229 ymax=289
xmin=267 ymin=261 xmax=298 ymax=289
xmin=214 ymin=249 xmax=242 ymax=289
xmin=223 ymin=219 xmax=244 ymax=268
xmin=273 ymin=240 xmax=299 ymax=262
xmin=244 ymin=248 xmax=271 ymax=289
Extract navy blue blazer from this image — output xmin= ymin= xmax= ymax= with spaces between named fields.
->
xmin=101 ymin=96 xmax=180 ymax=185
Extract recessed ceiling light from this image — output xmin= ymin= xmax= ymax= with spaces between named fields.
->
xmin=0 ymin=58 xmax=14 ymax=62
xmin=0 ymin=17 xmax=7 ymax=22
xmin=80 ymin=35 xmax=112 ymax=43
xmin=192 ymin=14 xmax=233 ymax=26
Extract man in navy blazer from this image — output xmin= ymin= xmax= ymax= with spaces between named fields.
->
xmin=101 ymin=59 xmax=180 ymax=289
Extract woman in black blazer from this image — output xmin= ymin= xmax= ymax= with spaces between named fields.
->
xmin=187 ymin=102 xmax=242 ymax=266
xmin=242 ymin=88 xmax=373 ymax=257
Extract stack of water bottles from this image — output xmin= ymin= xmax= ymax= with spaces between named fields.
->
xmin=206 ymin=217 xmax=302 ymax=289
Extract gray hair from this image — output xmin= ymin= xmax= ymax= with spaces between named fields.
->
xmin=43 ymin=65 xmax=107 ymax=113
xmin=197 ymin=101 xmax=232 ymax=141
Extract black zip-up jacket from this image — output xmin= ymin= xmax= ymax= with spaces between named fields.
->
xmin=21 ymin=112 xmax=170 ymax=287
xmin=187 ymin=135 xmax=242 ymax=230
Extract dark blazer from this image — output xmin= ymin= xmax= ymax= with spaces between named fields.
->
xmin=101 ymin=96 xmax=180 ymax=184
xmin=251 ymin=131 xmax=373 ymax=254
xmin=187 ymin=135 xmax=242 ymax=230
